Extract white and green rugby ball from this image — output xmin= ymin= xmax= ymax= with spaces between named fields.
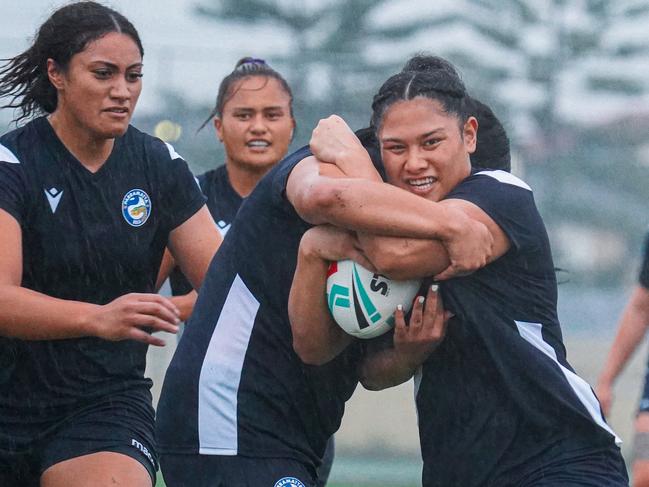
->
xmin=326 ymin=260 xmax=422 ymax=339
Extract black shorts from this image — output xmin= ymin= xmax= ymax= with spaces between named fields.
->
xmin=0 ymin=390 xmax=157 ymax=486
xmin=160 ymin=453 xmax=317 ymax=487
xmin=491 ymin=443 xmax=628 ymax=487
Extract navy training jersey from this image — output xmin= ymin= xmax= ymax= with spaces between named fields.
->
xmin=416 ymin=170 xmax=620 ymax=487
xmin=0 ymin=117 xmax=205 ymax=426
xmin=639 ymin=232 xmax=649 ymax=289
xmin=169 ymin=164 xmax=241 ymax=296
xmin=156 ymin=146 xmax=361 ymax=468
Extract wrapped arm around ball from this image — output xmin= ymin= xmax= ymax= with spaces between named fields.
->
xmin=287 ymin=156 xmax=501 ymax=280
xmin=288 ymin=226 xmax=365 ymax=365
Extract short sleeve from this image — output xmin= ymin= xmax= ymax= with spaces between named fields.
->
xmin=445 ymin=170 xmax=542 ymax=253
xmin=639 ymin=233 xmax=649 ymax=289
xmin=0 ymin=144 xmax=27 ymax=225
xmin=270 ymin=145 xmax=313 ymax=207
xmin=153 ymin=140 xmax=206 ymax=231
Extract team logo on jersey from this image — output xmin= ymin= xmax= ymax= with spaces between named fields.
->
xmin=274 ymin=478 xmax=305 ymax=487
xmin=121 ymin=189 xmax=151 ymax=227
xmin=44 ymin=187 xmax=63 ymax=213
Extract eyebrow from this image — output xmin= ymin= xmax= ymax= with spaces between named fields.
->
xmin=381 ymin=129 xmax=444 ymax=143
xmin=231 ymin=106 xmax=286 ymax=112
xmin=89 ymin=61 xmax=143 ymax=70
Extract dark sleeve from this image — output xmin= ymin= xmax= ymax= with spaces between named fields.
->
xmin=0 ymin=157 xmax=27 ymax=225
xmin=153 ymin=140 xmax=207 ymax=231
xmin=639 ymin=233 xmax=649 ymax=289
xmin=270 ymin=145 xmax=313 ymax=207
xmin=445 ymin=171 xmax=543 ymax=254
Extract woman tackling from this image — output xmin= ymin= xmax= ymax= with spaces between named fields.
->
xmin=155 ymin=55 xmax=512 ymax=487
xmin=289 ymin=55 xmax=628 ymax=486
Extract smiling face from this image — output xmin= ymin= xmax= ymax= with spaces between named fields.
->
xmin=379 ymin=97 xmax=477 ymax=202
xmin=215 ymin=76 xmax=295 ymax=173
xmin=48 ymin=32 xmax=143 ymax=140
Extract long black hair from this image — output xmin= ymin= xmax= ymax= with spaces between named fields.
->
xmin=0 ymin=1 xmax=143 ymax=123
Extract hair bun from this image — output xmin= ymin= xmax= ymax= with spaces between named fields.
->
xmin=401 ymin=54 xmax=458 ymax=77
xmin=235 ymin=57 xmax=267 ymax=69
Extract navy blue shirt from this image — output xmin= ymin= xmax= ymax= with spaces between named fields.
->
xmin=0 ymin=117 xmax=205 ymax=435
xmin=416 ymin=170 xmax=620 ymax=486
xmin=156 ymin=147 xmax=360 ymax=469
xmin=169 ymin=164 xmax=242 ymax=296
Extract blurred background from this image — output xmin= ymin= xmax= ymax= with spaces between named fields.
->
xmin=3 ymin=1 xmax=649 ymax=485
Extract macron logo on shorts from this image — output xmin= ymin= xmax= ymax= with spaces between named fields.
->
xmin=131 ymin=438 xmax=155 ymax=466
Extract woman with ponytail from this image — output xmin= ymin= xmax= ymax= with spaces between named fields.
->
xmin=0 ymin=2 xmax=220 ymax=485
xmin=160 ymin=57 xmax=295 ymax=321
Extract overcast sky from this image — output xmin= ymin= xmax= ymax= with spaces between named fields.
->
xmin=1 ymin=0 xmax=292 ymax=115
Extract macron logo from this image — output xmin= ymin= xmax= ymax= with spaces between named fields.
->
xmin=131 ymin=438 xmax=155 ymax=466
xmin=44 ymin=187 xmax=63 ymax=213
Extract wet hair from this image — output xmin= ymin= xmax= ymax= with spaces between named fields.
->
xmin=468 ymin=97 xmax=511 ymax=172
xmin=370 ymin=54 xmax=469 ymax=131
xmin=0 ymin=1 xmax=143 ymax=123
xmin=198 ymin=57 xmax=294 ymax=131
xmin=369 ymin=54 xmax=511 ymax=172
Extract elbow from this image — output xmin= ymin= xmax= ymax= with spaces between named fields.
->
xmin=360 ymin=378 xmax=385 ymax=391
xmin=291 ymin=326 xmax=331 ymax=366
xmin=367 ymin=249 xmax=406 ymax=281
xmin=359 ymin=371 xmax=389 ymax=391
xmin=293 ymin=179 xmax=344 ymax=224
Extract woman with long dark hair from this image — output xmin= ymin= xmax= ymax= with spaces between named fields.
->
xmin=0 ymin=2 xmax=220 ymax=485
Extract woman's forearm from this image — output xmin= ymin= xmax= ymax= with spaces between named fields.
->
xmin=0 ymin=284 xmax=98 ymax=340
xmin=599 ymin=286 xmax=649 ymax=386
xmin=289 ymin=244 xmax=353 ymax=365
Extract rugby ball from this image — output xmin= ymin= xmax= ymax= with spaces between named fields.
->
xmin=326 ymin=260 xmax=422 ymax=339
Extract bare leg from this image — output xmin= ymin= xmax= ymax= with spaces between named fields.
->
xmin=41 ymin=451 xmax=152 ymax=487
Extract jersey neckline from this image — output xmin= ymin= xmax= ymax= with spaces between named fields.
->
xmin=35 ymin=116 xmax=123 ymax=180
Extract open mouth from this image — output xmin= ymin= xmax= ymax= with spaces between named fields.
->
xmin=246 ymin=139 xmax=270 ymax=148
xmin=407 ymin=176 xmax=436 ymax=191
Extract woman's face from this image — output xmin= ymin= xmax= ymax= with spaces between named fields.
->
xmin=215 ymin=76 xmax=295 ymax=173
xmin=379 ymin=97 xmax=476 ymax=202
xmin=49 ymin=32 xmax=143 ymax=139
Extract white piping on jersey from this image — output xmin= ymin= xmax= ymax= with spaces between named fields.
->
xmin=475 ymin=170 xmax=531 ymax=191
xmin=413 ymin=366 xmax=422 ymax=425
xmin=165 ymin=142 xmax=182 ymax=160
xmin=198 ymin=274 xmax=260 ymax=455
xmin=0 ymin=143 xmax=20 ymax=164
xmin=515 ymin=320 xmax=622 ymax=446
